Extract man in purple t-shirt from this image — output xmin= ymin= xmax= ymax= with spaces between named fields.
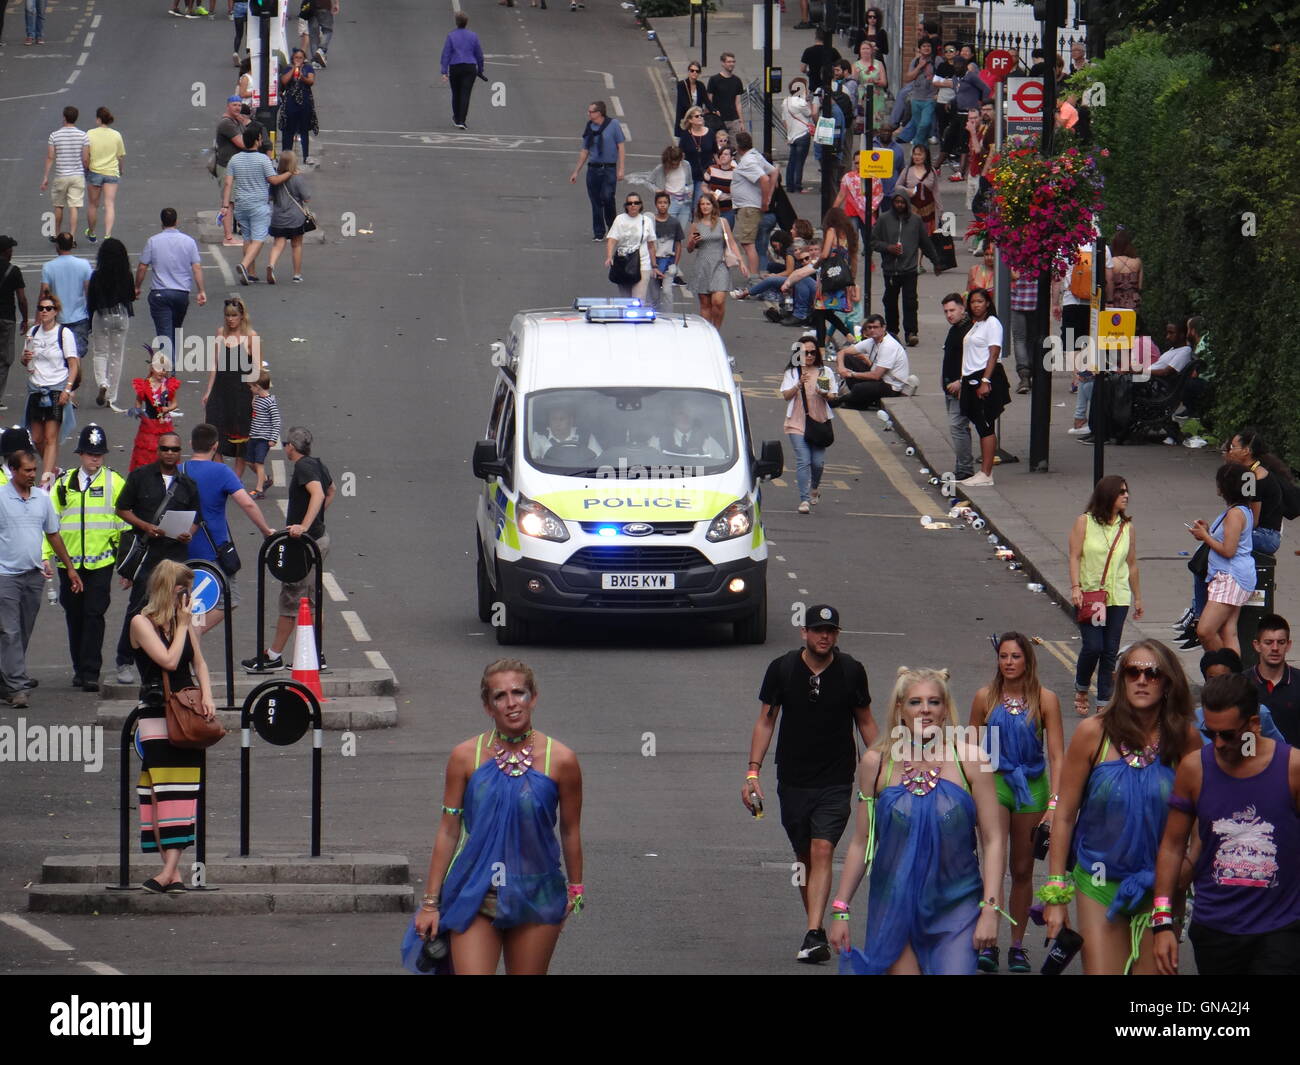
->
xmin=1154 ymin=673 xmax=1300 ymax=975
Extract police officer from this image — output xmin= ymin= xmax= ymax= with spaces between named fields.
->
xmin=47 ymin=423 xmax=125 ymax=692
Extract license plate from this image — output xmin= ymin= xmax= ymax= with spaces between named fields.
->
xmin=601 ymin=573 xmax=675 ymax=590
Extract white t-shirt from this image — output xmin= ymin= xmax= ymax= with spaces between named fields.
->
xmin=782 ymin=93 xmax=812 ymax=141
xmin=852 ymin=334 xmax=910 ymax=391
xmin=1148 ymin=344 xmax=1192 ymax=374
xmin=606 ymin=213 xmax=655 ymax=271
xmin=731 ymin=149 xmax=776 ymax=209
xmin=962 ymin=316 xmax=1005 ymax=377
xmin=1062 ymin=243 xmax=1114 ymax=307
xmin=25 ymin=323 xmax=78 ymax=388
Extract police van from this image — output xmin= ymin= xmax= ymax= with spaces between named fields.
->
xmin=472 ymin=298 xmax=783 ymax=645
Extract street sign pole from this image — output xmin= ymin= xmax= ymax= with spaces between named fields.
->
xmin=763 ymin=0 xmax=774 ymax=159
xmin=1028 ymin=6 xmax=1059 ymax=473
xmin=862 ymin=84 xmax=876 ymax=320
xmin=702 ymin=0 xmax=708 ymax=69
xmin=1092 ymin=234 xmax=1108 ymax=484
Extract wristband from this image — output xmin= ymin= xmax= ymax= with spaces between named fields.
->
xmin=1047 ymin=798 xmax=1058 ymax=811
xmin=746 ymin=772 xmax=759 ymax=780
xmin=1036 ymin=881 xmax=1075 ymax=905
xmin=831 ymin=899 xmax=850 ymax=913
xmin=441 ymin=805 xmax=463 ymax=817
xmin=567 ymin=883 xmax=585 ymax=897
xmin=831 ymin=912 xmax=851 ymax=921
xmin=1153 ymin=896 xmax=1172 ymax=909
xmin=567 ymin=883 xmax=585 ymax=914
xmin=979 ymin=898 xmax=1018 ymax=925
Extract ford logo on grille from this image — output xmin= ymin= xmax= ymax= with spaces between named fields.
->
xmin=622 ymin=522 xmax=654 ymax=537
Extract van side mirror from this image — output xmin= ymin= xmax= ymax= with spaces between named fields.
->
xmin=472 ymin=440 xmax=507 ymax=481
xmin=754 ymin=439 xmax=784 ymax=481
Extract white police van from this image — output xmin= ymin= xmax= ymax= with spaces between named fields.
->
xmin=473 ymin=298 xmax=783 ymax=645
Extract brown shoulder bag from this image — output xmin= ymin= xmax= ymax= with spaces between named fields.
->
xmin=163 ymin=669 xmax=226 ymax=749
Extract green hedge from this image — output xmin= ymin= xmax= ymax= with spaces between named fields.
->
xmin=1084 ymin=35 xmax=1300 ymax=462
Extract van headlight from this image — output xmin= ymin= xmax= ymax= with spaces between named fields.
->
xmin=517 ymin=496 xmax=569 ymax=542
xmin=706 ymin=499 xmax=754 ymax=542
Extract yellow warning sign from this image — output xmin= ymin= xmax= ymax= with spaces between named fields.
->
xmin=859 ymin=150 xmax=894 ymax=178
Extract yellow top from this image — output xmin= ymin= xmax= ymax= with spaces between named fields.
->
xmin=87 ymin=127 xmax=125 ymax=177
xmin=1079 ymin=515 xmax=1131 ymax=606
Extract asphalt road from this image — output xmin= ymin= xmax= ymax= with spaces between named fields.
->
xmin=0 ymin=2 xmax=1168 ymax=977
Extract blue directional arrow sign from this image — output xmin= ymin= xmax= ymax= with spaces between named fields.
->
xmin=190 ymin=571 xmax=221 ymax=616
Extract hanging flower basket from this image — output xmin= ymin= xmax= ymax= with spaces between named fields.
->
xmin=980 ymin=145 xmax=1107 ymax=278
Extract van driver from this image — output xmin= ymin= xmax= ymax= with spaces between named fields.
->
xmin=530 ymin=405 xmax=602 ymax=461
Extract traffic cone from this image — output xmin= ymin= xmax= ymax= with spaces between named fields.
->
xmin=290 ymin=597 xmax=325 ymax=702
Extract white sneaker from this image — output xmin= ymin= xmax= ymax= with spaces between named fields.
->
xmin=1067 ymin=426 xmax=1091 ymax=435
xmin=1183 ymin=436 xmax=1208 ymax=449
xmin=797 ymin=501 xmax=811 ymax=514
xmin=959 ymin=471 xmax=995 ymax=487
xmin=116 ymin=664 xmax=136 ymax=685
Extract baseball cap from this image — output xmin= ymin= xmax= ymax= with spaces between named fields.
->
xmin=227 ymin=95 xmax=243 ymax=103
xmin=804 ymin=604 xmax=841 ymax=630
xmin=75 ymin=424 xmax=109 ymax=455
xmin=0 ymin=236 xmax=16 ymax=252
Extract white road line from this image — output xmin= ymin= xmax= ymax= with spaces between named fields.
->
xmin=277 ymin=499 xmax=288 ymax=516
xmin=321 ymin=572 xmax=347 ymax=603
xmin=798 ymin=588 xmax=808 ymax=594
xmin=365 ymin=650 xmax=390 ymax=671
xmin=208 ymin=248 xmax=235 ymax=286
xmin=339 ymin=611 xmax=372 ymax=643
xmin=322 ymin=141 xmax=660 ymax=160
xmin=84 ymin=33 xmax=95 ymax=47
xmin=0 ymin=913 xmax=74 ymax=952
xmin=77 ymin=52 xmax=89 ymax=66
xmin=0 ymin=88 xmax=70 ymax=103
xmin=79 ymin=961 xmax=123 ymax=976
xmin=271 ymin=458 xmax=285 ymax=485
xmin=610 ymin=95 xmax=624 ymax=116
xmin=65 ymin=69 xmax=81 ymax=85
xmin=786 ymin=571 xmax=797 ymax=579
xmin=92 ymin=14 xmax=102 ymax=28
xmin=451 ymin=0 xmax=462 ymax=11
xmin=585 ymin=69 xmax=616 ymax=90
xmin=775 ymin=555 xmax=786 ymax=561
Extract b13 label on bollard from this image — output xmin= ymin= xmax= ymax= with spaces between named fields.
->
xmin=267 ymin=538 xmax=312 ymax=583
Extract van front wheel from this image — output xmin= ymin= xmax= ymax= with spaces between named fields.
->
xmin=733 ymin=588 xmax=768 ymax=645
xmin=494 ymin=597 xmax=532 ymax=646
xmin=476 ymin=540 xmax=494 ymax=624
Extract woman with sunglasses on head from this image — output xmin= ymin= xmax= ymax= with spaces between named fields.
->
xmin=968 ymin=633 xmax=1064 ymax=972
xmin=203 ymin=296 xmax=265 ymax=480
xmin=675 ymin=61 xmax=710 ymax=129
xmin=1043 ymin=640 xmax=1199 ymax=974
xmin=677 ymin=106 xmax=716 ymax=216
xmin=412 ymin=660 xmax=584 ymax=975
xmin=603 ymin=194 xmax=657 ymax=303
xmin=129 ymin=349 xmax=180 ymax=471
xmin=130 ymin=560 xmax=218 ymax=893
xmin=830 ymin=667 xmax=1005 ymax=974
xmin=22 ymin=293 xmax=80 ymax=479
xmin=1189 ymin=463 xmax=1257 ymax=656
xmin=1068 ymin=475 xmax=1143 ymax=717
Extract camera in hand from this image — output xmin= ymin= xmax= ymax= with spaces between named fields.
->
xmin=416 ymin=930 xmax=450 ymax=972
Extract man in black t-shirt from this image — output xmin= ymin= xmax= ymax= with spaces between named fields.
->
xmin=706 ymin=52 xmax=745 ymax=135
xmin=939 ymin=293 xmax=975 ymax=481
xmin=1251 ymin=615 xmax=1300 ymax=745
xmin=0 ymin=236 xmax=28 ymax=407
xmin=799 ymin=28 xmax=841 ymax=96
xmin=745 ymin=604 xmax=875 ymax=963
xmin=244 ymin=425 xmax=335 ymax=673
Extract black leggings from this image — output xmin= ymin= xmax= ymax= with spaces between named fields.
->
xmin=234 ymin=16 xmax=246 ymax=53
xmin=813 ymin=308 xmax=852 ymax=350
xmin=281 ymin=112 xmax=310 ymax=160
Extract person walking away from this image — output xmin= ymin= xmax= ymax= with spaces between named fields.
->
xmin=129 ymin=560 xmax=218 ymax=893
xmin=308 ymin=0 xmax=337 ymax=66
xmin=731 ymin=132 xmax=778 ymax=278
xmin=570 ymin=102 xmax=625 ymax=242
xmin=939 ymin=292 xmax=974 ymax=480
xmin=870 ymin=192 xmax=942 ymax=345
xmin=129 ymin=351 xmax=180 ymax=472
xmin=1064 ymin=238 xmax=1112 ymax=433
xmin=955 ymin=287 xmax=1007 ymax=488
xmin=277 ymin=50 xmax=319 ymax=165
xmin=40 ymin=107 xmax=89 ymax=243
xmin=39 ymin=232 xmax=92 ymax=378
xmin=183 ymin=422 xmax=275 ymax=635
xmin=246 ymin=371 xmax=281 ymax=498
xmin=1191 ymin=463 xmax=1256 ymax=655
xmin=223 ymin=124 xmax=294 ymax=286
xmin=1106 ymin=227 xmax=1142 ymax=312
xmin=603 ymin=194 xmax=656 ymax=303
xmin=46 ymin=423 xmax=124 ymax=692
xmin=441 ymin=11 xmax=484 ymax=130
xmin=1008 ymin=267 xmax=1038 ymax=394
xmin=1068 ymin=475 xmax=1143 ymax=716
xmin=0 ymin=447 xmax=83 ymax=707
xmin=113 ymin=432 xmax=199 ymax=685
xmin=214 ymin=98 xmax=251 ymax=247
xmin=267 ymin=150 xmax=311 ymax=284
xmin=0 ymin=236 xmax=29 ymax=411
xmin=830 ymin=667 xmax=1005 ymax=974
xmin=230 ymin=0 xmax=249 ymax=66
xmin=135 ymin=208 xmax=206 ymax=359
xmin=84 ymin=108 xmax=125 ymax=244
xmin=1154 ymin=673 xmax=1300 ymax=975
xmin=86 ymin=238 xmax=134 ymax=412
xmin=746 ymin=605 xmax=875 ymax=963
xmin=243 ymin=426 xmax=333 ymax=672
xmin=707 ymin=52 xmax=746 ymax=136
xmin=21 ymin=292 xmax=79 ymax=479
xmin=779 ymin=337 xmax=839 ymax=513
xmin=969 ymin=634 xmax=1065 ymax=972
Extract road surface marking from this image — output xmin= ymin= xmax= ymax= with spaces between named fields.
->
xmin=321 ymin=572 xmax=347 ymax=602
xmin=340 ymin=611 xmax=371 ymax=642
xmin=0 ymin=913 xmax=73 ymax=951
xmin=208 ymin=247 xmax=235 ymax=286
xmin=79 ymin=961 xmax=122 ymax=975
xmin=365 ymin=650 xmax=390 ymax=671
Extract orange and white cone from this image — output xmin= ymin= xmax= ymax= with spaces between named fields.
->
xmin=290 ymin=597 xmax=325 ymax=702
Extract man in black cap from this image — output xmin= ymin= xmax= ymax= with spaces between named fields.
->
xmin=47 ymin=424 xmax=125 ymax=691
xmin=744 ymin=603 xmax=876 ymax=963
xmin=0 ymin=236 xmax=27 ymax=411
xmin=112 ymin=431 xmax=198 ymax=684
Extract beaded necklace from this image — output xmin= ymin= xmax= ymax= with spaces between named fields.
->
xmin=899 ymin=760 xmax=942 ymax=796
xmin=1117 ymin=740 xmax=1159 ymax=769
xmin=1002 ymin=695 xmax=1028 ymax=716
xmin=489 ymin=728 xmax=535 ymax=777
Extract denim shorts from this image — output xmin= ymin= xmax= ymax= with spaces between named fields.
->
xmin=87 ymin=172 xmax=120 ymax=187
xmin=234 ymin=201 xmax=271 ymax=243
xmin=245 ymin=438 xmax=271 ymax=465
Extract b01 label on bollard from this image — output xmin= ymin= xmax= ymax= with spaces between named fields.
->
xmin=250 ymin=685 xmax=312 ymax=746
xmin=266 ymin=538 xmax=312 ymax=583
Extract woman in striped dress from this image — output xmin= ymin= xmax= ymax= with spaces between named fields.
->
xmin=130 ymin=561 xmax=217 ymax=893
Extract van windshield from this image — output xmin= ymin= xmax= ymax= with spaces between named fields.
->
xmin=525 ymin=388 xmax=738 ymax=478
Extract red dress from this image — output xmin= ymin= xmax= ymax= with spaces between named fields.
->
xmin=130 ymin=375 xmax=180 ymax=471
